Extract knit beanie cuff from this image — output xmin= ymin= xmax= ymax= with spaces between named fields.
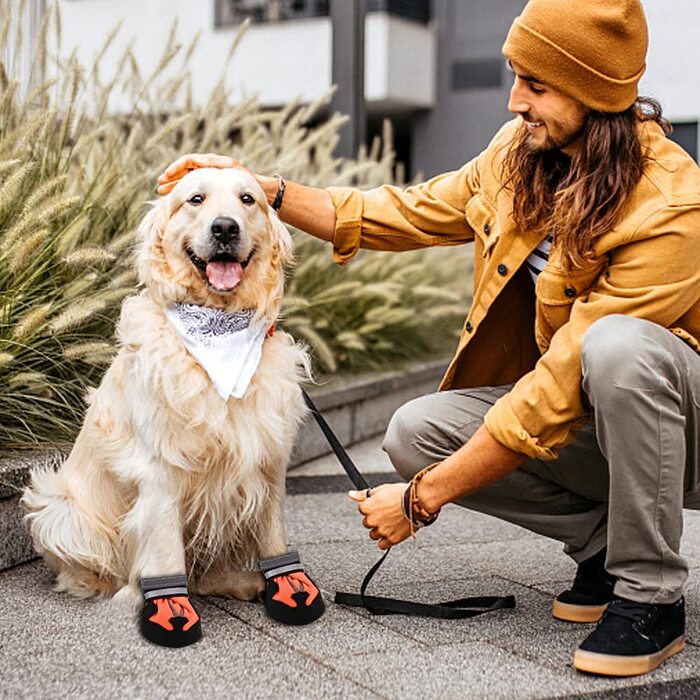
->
xmin=503 ymin=19 xmax=645 ymax=113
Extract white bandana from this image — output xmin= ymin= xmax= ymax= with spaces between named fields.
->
xmin=165 ymin=303 xmax=269 ymax=400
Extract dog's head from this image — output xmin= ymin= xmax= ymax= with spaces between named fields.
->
xmin=137 ymin=168 xmax=293 ymax=314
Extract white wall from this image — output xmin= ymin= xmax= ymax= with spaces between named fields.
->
xmin=640 ymin=0 xmax=700 ymax=124
xmin=365 ymin=14 xmax=435 ymax=110
xmin=55 ymin=0 xmax=332 ymax=111
xmin=54 ymin=1 xmax=435 ymax=113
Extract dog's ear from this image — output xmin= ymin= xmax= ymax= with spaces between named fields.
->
xmin=136 ymin=200 xmax=168 ymax=286
xmin=268 ymin=207 xmax=294 ymax=266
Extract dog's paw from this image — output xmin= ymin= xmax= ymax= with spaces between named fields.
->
xmin=138 ymin=575 xmax=203 ymax=648
xmin=140 ymin=596 xmax=202 ymax=648
xmin=223 ymin=571 xmax=266 ymax=601
xmin=112 ymin=584 xmax=142 ymax=608
xmin=237 ymin=572 xmax=266 ymax=601
xmin=259 ymin=551 xmax=325 ymax=625
xmin=194 ymin=569 xmax=265 ymax=600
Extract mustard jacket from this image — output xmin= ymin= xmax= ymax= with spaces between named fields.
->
xmin=327 ymin=119 xmax=700 ymax=460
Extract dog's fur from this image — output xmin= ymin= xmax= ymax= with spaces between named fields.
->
xmin=22 ymin=168 xmax=309 ymax=604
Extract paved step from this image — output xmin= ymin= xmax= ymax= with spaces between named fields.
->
xmin=0 ymin=360 xmax=447 ymax=570
xmin=0 ymin=452 xmax=61 ymax=569
xmin=0 ymin=497 xmax=36 ymax=570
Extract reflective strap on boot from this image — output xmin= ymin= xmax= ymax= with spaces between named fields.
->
xmin=259 ymin=551 xmax=304 ymax=580
xmin=140 ymin=574 xmax=189 ymax=601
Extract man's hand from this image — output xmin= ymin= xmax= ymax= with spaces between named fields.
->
xmin=156 ymin=152 xmax=247 ymax=195
xmin=348 ymin=483 xmax=411 ymax=550
xmin=346 ymin=425 xmax=526 ymax=553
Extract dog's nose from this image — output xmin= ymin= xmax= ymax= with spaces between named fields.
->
xmin=210 ymin=217 xmax=240 ymax=244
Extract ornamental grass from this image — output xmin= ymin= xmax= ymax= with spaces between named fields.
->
xmin=0 ymin=3 xmax=471 ymax=447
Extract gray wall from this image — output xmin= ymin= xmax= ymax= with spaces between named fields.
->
xmin=412 ymin=0 xmax=526 ymax=177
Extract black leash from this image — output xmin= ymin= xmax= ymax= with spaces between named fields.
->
xmin=301 ymin=389 xmax=515 ymax=619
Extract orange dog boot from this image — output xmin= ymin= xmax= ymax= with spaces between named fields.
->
xmin=259 ymin=550 xmax=325 ymax=625
xmin=139 ymin=575 xmax=202 ymax=647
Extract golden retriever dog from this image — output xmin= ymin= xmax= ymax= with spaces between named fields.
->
xmin=22 ymin=167 xmax=309 ymax=606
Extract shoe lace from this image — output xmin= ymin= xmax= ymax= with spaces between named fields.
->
xmin=604 ymin=598 xmax=653 ymax=624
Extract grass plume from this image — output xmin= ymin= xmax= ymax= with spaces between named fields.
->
xmin=0 ymin=4 xmax=471 ymax=447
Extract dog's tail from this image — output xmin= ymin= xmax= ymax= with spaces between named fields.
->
xmin=22 ymin=466 xmax=120 ymax=596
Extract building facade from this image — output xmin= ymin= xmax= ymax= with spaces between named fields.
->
xmin=12 ymin=0 xmax=700 ymax=177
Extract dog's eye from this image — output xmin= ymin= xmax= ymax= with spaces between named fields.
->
xmin=188 ymin=194 xmax=205 ymax=205
xmin=240 ymin=193 xmax=255 ymax=205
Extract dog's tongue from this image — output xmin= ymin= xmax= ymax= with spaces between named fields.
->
xmin=206 ymin=260 xmax=243 ymax=291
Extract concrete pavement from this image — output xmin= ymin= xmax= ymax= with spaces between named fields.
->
xmin=2 ymin=435 xmax=700 ymax=699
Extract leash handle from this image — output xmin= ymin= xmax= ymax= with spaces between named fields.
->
xmin=335 ymin=548 xmax=515 ymax=619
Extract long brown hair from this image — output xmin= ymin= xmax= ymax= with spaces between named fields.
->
xmin=502 ymin=98 xmax=671 ymax=269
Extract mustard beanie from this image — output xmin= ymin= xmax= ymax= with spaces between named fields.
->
xmin=502 ymin=0 xmax=648 ymax=113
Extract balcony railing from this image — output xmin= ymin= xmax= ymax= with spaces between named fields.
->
xmin=215 ymin=0 xmax=431 ymax=27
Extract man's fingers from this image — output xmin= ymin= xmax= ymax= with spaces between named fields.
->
xmin=156 ymin=153 xmax=242 ymax=191
xmin=158 ymin=153 xmax=231 ymax=182
xmin=157 ymin=154 xmax=196 ymax=184
xmin=349 ymin=483 xmax=396 ymax=504
xmin=156 ymin=180 xmax=178 ymax=196
xmin=348 ymin=489 xmax=369 ymax=503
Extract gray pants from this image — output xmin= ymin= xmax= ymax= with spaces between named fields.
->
xmin=383 ymin=315 xmax=700 ymax=604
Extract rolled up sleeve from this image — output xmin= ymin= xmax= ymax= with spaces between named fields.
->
xmin=326 ymin=187 xmax=365 ymax=265
xmin=484 ymin=205 xmax=700 ymax=459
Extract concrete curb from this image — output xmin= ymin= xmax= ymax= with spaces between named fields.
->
xmin=0 ymin=359 xmax=448 ymax=571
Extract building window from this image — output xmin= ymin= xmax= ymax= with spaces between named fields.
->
xmin=215 ymin=0 xmax=431 ymax=26
xmin=216 ymin=0 xmax=327 ymax=25
xmin=451 ymin=59 xmax=503 ymax=91
xmin=366 ymin=0 xmax=431 ymax=24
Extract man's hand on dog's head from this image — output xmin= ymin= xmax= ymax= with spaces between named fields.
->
xmin=157 ymin=153 xmax=249 ymax=195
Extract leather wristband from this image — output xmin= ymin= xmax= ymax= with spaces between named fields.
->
xmin=402 ymin=487 xmax=438 ymax=526
xmin=402 ymin=462 xmax=441 ymax=536
xmin=271 ymin=174 xmax=285 ymax=211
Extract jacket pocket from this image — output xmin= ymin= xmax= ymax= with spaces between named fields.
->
xmin=536 ymin=262 xmax=605 ymax=342
xmin=465 ymin=195 xmax=499 ymax=259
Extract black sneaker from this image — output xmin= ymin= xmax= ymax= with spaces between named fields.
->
xmin=573 ymin=595 xmax=685 ymax=676
xmin=552 ymin=548 xmax=616 ymax=623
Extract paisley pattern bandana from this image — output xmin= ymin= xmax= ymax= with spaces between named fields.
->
xmin=165 ymin=303 xmax=269 ymax=400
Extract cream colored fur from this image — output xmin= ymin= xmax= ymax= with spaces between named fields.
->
xmin=22 ymin=168 xmax=309 ymax=604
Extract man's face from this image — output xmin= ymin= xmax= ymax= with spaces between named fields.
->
xmin=507 ymin=62 xmax=590 ymax=156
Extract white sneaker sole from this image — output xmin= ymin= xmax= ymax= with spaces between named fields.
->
xmin=573 ymin=635 xmax=685 ymax=676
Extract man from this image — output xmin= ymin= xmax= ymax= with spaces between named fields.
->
xmin=158 ymin=0 xmax=700 ymax=677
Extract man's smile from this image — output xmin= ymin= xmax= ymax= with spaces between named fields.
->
xmin=525 ymin=120 xmax=544 ymax=131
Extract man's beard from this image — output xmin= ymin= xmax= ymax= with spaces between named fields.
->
xmin=524 ymin=113 xmax=589 ymax=153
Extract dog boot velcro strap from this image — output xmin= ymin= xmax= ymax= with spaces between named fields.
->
xmin=139 ymin=575 xmax=202 ymax=648
xmin=259 ymin=551 xmax=325 ymax=625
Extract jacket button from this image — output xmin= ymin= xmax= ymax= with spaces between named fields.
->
xmin=564 ymin=286 xmax=576 ymax=298
xmin=497 ymin=263 xmax=508 ymax=276
xmin=483 ymin=223 xmax=491 ymax=236
xmin=466 ymin=321 xmax=473 ymax=333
